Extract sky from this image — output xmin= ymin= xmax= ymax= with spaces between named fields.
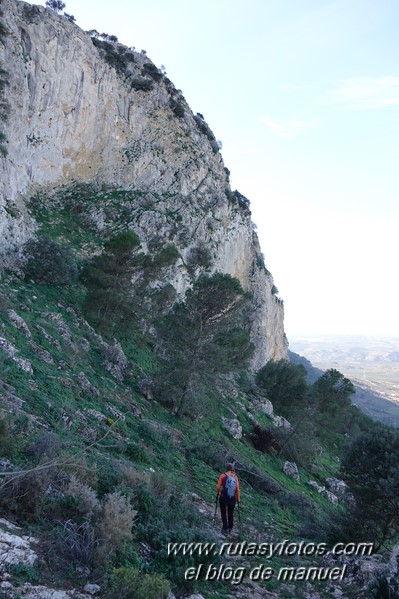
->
xmin=34 ymin=0 xmax=399 ymax=339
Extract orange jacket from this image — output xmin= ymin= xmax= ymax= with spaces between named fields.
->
xmin=216 ymin=470 xmax=240 ymax=502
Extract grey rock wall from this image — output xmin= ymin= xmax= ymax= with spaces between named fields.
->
xmin=0 ymin=0 xmax=287 ymax=368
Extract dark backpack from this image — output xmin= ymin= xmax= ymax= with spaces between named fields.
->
xmin=222 ymin=472 xmax=237 ymax=500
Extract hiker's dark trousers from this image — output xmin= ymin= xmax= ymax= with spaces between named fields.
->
xmin=219 ymin=496 xmax=236 ymax=530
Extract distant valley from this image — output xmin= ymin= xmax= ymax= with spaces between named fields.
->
xmin=289 ymin=335 xmax=399 ymax=427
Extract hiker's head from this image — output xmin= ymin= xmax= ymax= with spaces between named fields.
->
xmin=226 ymin=462 xmax=234 ymax=471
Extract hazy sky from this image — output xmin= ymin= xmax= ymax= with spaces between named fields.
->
xmin=34 ymin=0 xmax=399 ymax=338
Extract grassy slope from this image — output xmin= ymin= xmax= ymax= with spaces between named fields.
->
xmin=0 ymin=189 xmax=361 ymax=599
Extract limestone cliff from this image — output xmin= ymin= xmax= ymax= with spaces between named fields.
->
xmin=0 ymin=0 xmax=287 ymax=368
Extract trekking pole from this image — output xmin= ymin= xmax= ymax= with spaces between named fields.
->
xmin=214 ymin=495 xmax=218 ymax=520
xmin=238 ymin=501 xmax=242 ymax=527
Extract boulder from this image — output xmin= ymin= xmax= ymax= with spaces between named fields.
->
xmin=387 ymin=542 xmax=399 ymax=597
xmin=36 ymin=324 xmax=62 ymax=350
xmin=253 ymin=398 xmax=274 ymax=417
xmin=0 ymin=519 xmax=38 ymax=571
xmin=7 ymin=309 xmax=32 ymax=339
xmin=29 ymin=341 xmax=54 ymax=364
xmin=221 ymin=417 xmax=242 ymax=439
xmin=320 ymin=488 xmax=338 ymax=505
xmin=0 ymin=336 xmax=33 ymax=373
xmin=78 ymin=372 xmax=100 ymax=397
xmin=272 ymin=414 xmax=291 ymax=429
xmin=308 ymin=480 xmax=324 ymax=493
xmin=325 ymin=477 xmax=348 ymax=497
xmin=102 ymin=339 xmax=128 ymax=381
xmin=84 ymin=584 xmax=101 ymax=595
xmin=307 ymin=481 xmax=338 ymax=504
xmin=283 ymin=461 xmax=300 ymax=481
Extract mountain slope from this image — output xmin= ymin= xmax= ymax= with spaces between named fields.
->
xmin=0 ymin=0 xmax=286 ymax=368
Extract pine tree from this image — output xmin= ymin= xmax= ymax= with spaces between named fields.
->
xmin=155 ymin=273 xmax=254 ymax=416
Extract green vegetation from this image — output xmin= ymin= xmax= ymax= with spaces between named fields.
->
xmin=0 ymin=185 xmax=397 ymax=598
xmin=256 ymin=360 xmax=308 ymax=418
xmin=193 ymin=113 xmax=221 ymax=153
xmin=339 ymin=424 xmax=399 ymax=549
xmin=154 ymin=273 xmax=254 ymax=416
xmin=45 ymin=0 xmax=66 ymax=12
xmin=169 ymin=98 xmax=185 ymax=118
xmin=91 ymin=37 xmax=136 ymax=75
xmin=226 ymin=189 xmax=251 ymax=213
xmin=82 ymin=230 xmax=179 ymax=336
xmin=22 ymin=235 xmax=79 ymax=285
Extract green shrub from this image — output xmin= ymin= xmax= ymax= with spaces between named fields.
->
xmin=96 ymin=491 xmax=137 ymax=549
xmin=256 ymin=359 xmax=308 ymax=418
xmin=23 ymin=235 xmax=78 ymax=285
xmin=91 ymin=37 xmax=134 ymax=74
xmin=0 ymin=415 xmax=12 ymax=455
xmin=10 ymin=563 xmax=40 ymax=584
xmin=142 ymin=62 xmax=163 ymax=82
xmin=139 ymin=573 xmax=170 ymax=599
xmin=187 ymin=244 xmax=212 ymax=269
xmin=107 ymin=567 xmax=170 ymax=599
xmin=193 ymin=113 xmax=220 ymax=153
xmin=130 ymin=77 xmax=154 ymax=92
xmin=169 ymin=98 xmax=185 ymax=118
xmin=133 ymin=484 xmax=217 ymax=591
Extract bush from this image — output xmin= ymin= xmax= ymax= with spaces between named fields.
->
xmin=28 ymin=432 xmax=60 ymax=460
xmin=193 ymin=113 xmax=220 ymax=153
xmin=65 ymin=475 xmax=100 ymax=518
xmin=227 ymin=189 xmax=251 ymax=211
xmin=0 ymin=468 xmax=51 ymax=520
xmin=45 ymin=0 xmax=65 ymax=12
xmin=169 ymin=98 xmax=185 ymax=118
xmin=23 ymin=236 xmax=78 ymax=285
xmin=130 ymin=77 xmax=154 ymax=92
xmin=55 ymin=519 xmax=95 ymax=564
xmin=250 ymin=425 xmax=281 ymax=455
xmin=133 ymin=484 xmax=217 ymax=591
xmin=142 ymin=62 xmax=163 ymax=82
xmin=187 ymin=244 xmax=212 ymax=269
xmin=107 ymin=567 xmax=170 ymax=599
xmin=256 ymin=359 xmax=308 ymax=418
xmin=96 ymin=491 xmax=137 ymax=548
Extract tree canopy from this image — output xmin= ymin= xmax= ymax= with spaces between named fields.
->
xmin=340 ymin=424 xmax=399 ymax=548
xmin=155 ymin=273 xmax=254 ymax=416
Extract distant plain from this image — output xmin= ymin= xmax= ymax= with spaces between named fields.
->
xmin=289 ymin=335 xmax=399 ymax=427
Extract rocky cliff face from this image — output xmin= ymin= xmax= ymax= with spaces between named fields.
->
xmin=0 ymin=0 xmax=287 ymax=368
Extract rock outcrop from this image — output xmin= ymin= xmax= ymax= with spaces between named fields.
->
xmin=0 ymin=0 xmax=287 ymax=368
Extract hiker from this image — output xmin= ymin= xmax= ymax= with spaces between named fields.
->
xmin=216 ymin=462 xmax=240 ymax=533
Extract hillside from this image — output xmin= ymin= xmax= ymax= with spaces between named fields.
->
xmin=289 ymin=336 xmax=399 ymax=427
xmin=0 ymin=2 xmax=399 ymax=599
xmin=0 ymin=264 xmax=388 ymax=599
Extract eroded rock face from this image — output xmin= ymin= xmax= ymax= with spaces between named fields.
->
xmin=0 ymin=0 xmax=287 ymax=369
xmin=0 ymin=518 xmax=38 ymax=570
